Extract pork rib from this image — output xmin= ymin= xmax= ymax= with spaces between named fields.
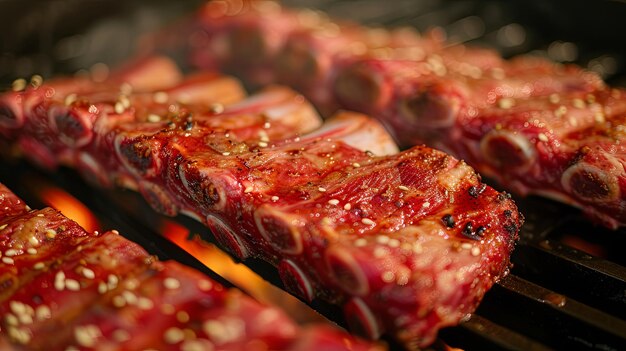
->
xmin=182 ymin=0 xmax=626 ymax=228
xmin=0 ymin=56 xmax=521 ymax=347
xmin=0 ymin=183 xmax=382 ymax=351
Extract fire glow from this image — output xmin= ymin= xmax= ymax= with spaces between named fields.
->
xmin=40 ymin=186 xmax=100 ymax=233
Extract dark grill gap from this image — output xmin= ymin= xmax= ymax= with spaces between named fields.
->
xmin=1 ymin=1 xmax=626 ymax=350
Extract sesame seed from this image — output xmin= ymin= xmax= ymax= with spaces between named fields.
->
xmin=27 ymin=248 xmax=37 ymax=255
xmin=164 ymin=327 xmax=185 ymax=344
xmin=271 ymin=196 xmax=279 ymax=202
xmin=177 ymin=311 xmax=190 ymax=323
xmin=114 ymin=102 xmax=125 ymax=114
xmin=376 ymin=235 xmax=390 ymax=244
xmin=37 ymin=214 xmax=44 ymax=217
xmin=34 ymin=262 xmax=45 ymax=270
xmin=471 ymin=246 xmax=481 ymax=256
xmin=28 ymin=236 xmax=39 ymax=246
xmin=258 ymin=141 xmax=268 ymax=148
xmin=9 ymin=301 xmax=26 ymax=315
xmin=461 ymin=243 xmax=472 ymax=250
xmin=572 ymin=98 xmax=585 ymax=109
xmin=164 ymin=277 xmax=181 ymax=290
xmin=361 ymin=218 xmax=375 ymax=226
xmin=5 ymin=314 xmax=18 ymax=326
xmin=122 ymin=291 xmax=137 ymax=305
xmin=45 ymin=229 xmax=57 ymax=239
xmin=54 ymin=279 xmax=65 ymax=291
xmin=413 ymin=242 xmax=423 ymax=254
xmin=12 ymin=78 xmax=26 ymax=91
xmin=498 ymin=97 xmax=515 ymax=109
xmin=112 ymin=296 xmax=126 ymax=308
xmin=422 ymin=202 xmax=431 ymax=208
xmin=0 ymin=224 xmax=7 ymax=230
xmin=198 ymin=280 xmax=213 ymax=292
xmin=344 ymin=203 xmax=352 ymax=210
xmin=538 ymin=133 xmax=549 ymax=142
xmin=354 ymin=238 xmax=368 ymax=247
xmin=119 ymin=95 xmax=130 ymax=109
xmin=97 ymin=282 xmax=108 ymax=294
xmin=263 ymin=122 xmax=271 ymax=129
xmin=35 ymin=305 xmax=51 ymax=321
xmin=381 ymin=271 xmax=395 ymax=283
xmin=65 ymin=279 xmax=80 ymax=291
xmin=549 ymin=94 xmax=560 ymax=104
xmin=82 ymin=268 xmax=95 ymax=279
xmin=30 ymin=75 xmax=43 ymax=88
xmin=554 ymin=105 xmax=567 ymax=118
xmin=328 ymin=199 xmax=340 ymax=205
xmin=222 ymin=152 xmax=231 ymax=156
xmin=147 ymin=114 xmax=161 ymax=122
xmin=161 ymin=304 xmax=175 ymax=315
xmin=74 ymin=325 xmax=101 ymax=347
xmin=398 ymin=185 xmax=409 ymax=191
xmin=111 ymin=230 xmax=119 ymax=235
xmin=108 ymin=274 xmax=119 ymax=288
xmin=244 ymin=186 xmax=253 ymax=193
xmin=2 ymin=257 xmax=14 ymax=265
xmin=137 ymin=297 xmax=154 ymax=310
xmin=352 ymin=162 xmax=361 ymax=168
xmin=595 ymin=111 xmax=605 ymax=123
xmin=5 ymin=249 xmax=18 ymax=257
xmin=153 ymin=92 xmax=169 ymax=104
xmin=388 ymin=239 xmax=400 ymax=248
xmin=318 ymin=187 xmax=327 ymax=192
xmin=373 ymin=247 xmax=387 ymax=258
xmin=209 ymin=103 xmax=224 ymax=114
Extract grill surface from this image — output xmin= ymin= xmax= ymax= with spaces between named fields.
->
xmin=1 ymin=1 xmax=626 ymax=350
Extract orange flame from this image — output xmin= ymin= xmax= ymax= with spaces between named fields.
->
xmin=40 ymin=187 xmax=100 ymax=233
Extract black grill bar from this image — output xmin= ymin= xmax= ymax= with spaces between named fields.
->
xmin=478 ymin=275 xmax=626 ymax=350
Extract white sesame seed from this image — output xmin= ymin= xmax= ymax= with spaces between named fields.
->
xmin=153 ymin=92 xmax=169 ymax=104
xmin=28 ymin=236 xmax=39 ymax=246
xmin=34 ymin=262 xmax=45 ymax=270
xmin=74 ymin=325 xmax=101 ymax=347
xmin=471 ymin=246 xmax=481 ymax=256
xmin=344 ymin=203 xmax=352 ymax=210
xmin=114 ymin=102 xmax=125 ymax=114
xmin=354 ymin=238 xmax=368 ymax=247
xmin=222 ymin=152 xmax=231 ymax=156
xmin=361 ymin=218 xmax=375 ymax=226
xmin=209 ymin=103 xmax=224 ymax=114
xmin=198 ymin=280 xmax=213 ymax=292
xmin=112 ymin=295 xmax=126 ymax=308
xmin=258 ymin=141 xmax=268 ymax=148
xmin=82 ymin=268 xmax=95 ymax=279
xmin=176 ymin=311 xmax=190 ymax=323
xmin=164 ymin=327 xmax=185 ymax=344
xmin=422 ymin=202 xmax=431 ymax=208
xmin=108 ymin=274 xmax=119 ymax=288
xmin=119 ymin=95 xmax=130 ymax=109
xmin=35 ymin=305 xmax=51 ymax=321
xmin=263 ymin=122 xmax=271 ymax=129
xmin=381 ymin=271 xmax=395 ymax=283
xmin=498 ymin=97 xmax=515 ymax=109
xmin=147 ymin=114 xmax=161 ymax=123
xmin=538 ymin=133 xmax=549 ymax=142
xmin=27 ymin=248 xmax=37 ymax=255
xmin=2 ymin=257 xmax=14 ymax=265
xmin=549 ymin=94 xmax=560 ymax=104
xmin=244 ymin=186 xmax=253 ymax=193
xmin=45 ymin=229 xmax=57 ymax=239
xmin=5 ymin=314 xmax=18 ymax=326
xmin=595 ymin=111 xmax=605 ymax=123
xmin=122 ymin=291 xmax=137 ymax=305
xmin=65 ymin=279 xmax=80 ymax=291
xmin=5 ymin=249 xmax=18 ymax=257
xmin=376 ymin=235 xmax=390 ymax=244
xmin=328 ymin=199 xmax=340 ymax=205
xmin=554 ymin=105 xmax=567 ymax=118
xmin=137 ymin=297 xmax=154 ymax=310
xmin=0 ymin=224 xmax=7 ymax=230
xmin=352 ymin=162 xmax=361 ymax=168
xmin=164 ymin=277 xmax=181 ymax=290
xmin=461 ymin=243 xmax=472 ymax=250
xmin=373 ymin=247 xmax=387 ymax=258
xmin=64 ymin=94 xmax=77 ymax=106
xmin=572 ymin=98 xmax=585 ymax=109
xmin=398 ymin=185 xmax=409 ymax=191
xmin=12 ymin=78 xmax=26 ymax=91
xmin=97 ymin=282 xmax=108 ymax=294
xmin=10 ymin=301 xmax=26 ymax=315
xmin=388 ymin=239 xmax=400 ymax=248
xmin=318 ymin=187 xmax=327 ymax=192
xmin=54 ymin=280 xmax=65 ymax=291
xmin=37 ymin=214 xmax=44 ymax=217
xmin=271 ymin=196 xmax=279 ymax=202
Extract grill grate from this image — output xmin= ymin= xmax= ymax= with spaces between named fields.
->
xmin=1 ymin=0 xmax=626 ymax=350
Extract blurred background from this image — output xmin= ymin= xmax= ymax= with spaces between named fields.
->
xmin=1 ymin=0 xmax=625 ymax=88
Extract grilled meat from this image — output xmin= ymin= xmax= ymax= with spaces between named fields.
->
xmin=0 ymin=55 xmax=521 ymax=347
xmin=0 ymin=183 xmax=382 ymax=351
xmin=182 ymin=0 xmax=625 ymax=228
